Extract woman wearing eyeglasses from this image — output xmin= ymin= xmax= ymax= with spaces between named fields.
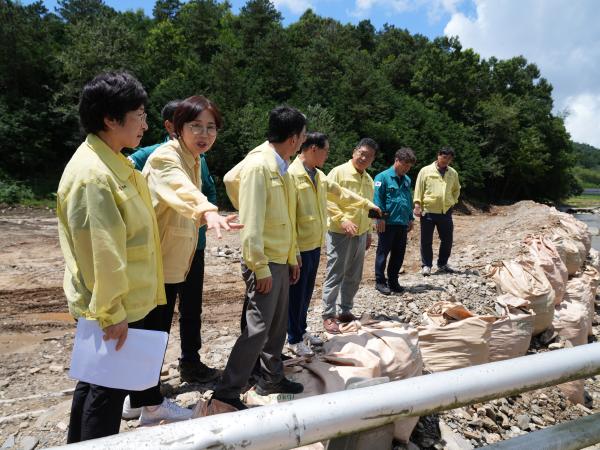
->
xmin=142 ymin=95 xmax=242 ymax=385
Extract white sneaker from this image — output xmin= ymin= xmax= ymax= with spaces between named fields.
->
xmin=122 ymin=395 xmax=142 ymax=420
xmin=421 ymin=266 xmax=431 ymax=276
xmin=303 ymin=332 xmax=323 ymax=346
xmin=139 ymin=398 xmax=193 ymax=426
xmin=288 ymin=341 xmax=314 ymax=357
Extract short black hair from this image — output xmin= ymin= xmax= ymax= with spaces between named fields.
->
xmin=395 ymin=147 xmax=416 ymax=164
xmin=267 ymin=106 xmax=306 ymax=143
xmin=438 ymin=146 xmax=455 ymax=157
xmin=161 ymin=99 xmax=182 ymax=122
xmin=300 ymin=132 xmax=328 ymax=152
xmin=79 ymin=71 xmax=148 ymax=134
xmin=173 ymin=95 xmax=223 ymax=136
xmin=354 ymin=137 xmax=379 ymax=154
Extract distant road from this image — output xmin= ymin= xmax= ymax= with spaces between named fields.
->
xmin=583 ymin=188 xmax=600 ymax=195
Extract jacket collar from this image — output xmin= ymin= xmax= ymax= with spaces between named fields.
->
xmin=176 ymin=139 xmax=199 ymax=170
xmin=86 ymin=134 xmax=133 ymax=181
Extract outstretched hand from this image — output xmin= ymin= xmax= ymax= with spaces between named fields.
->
xmin=205 ymin=212 xmax=244 ymax=239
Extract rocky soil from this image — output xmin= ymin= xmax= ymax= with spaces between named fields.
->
xmin=0 ymin=202 xmax=599 ymax=449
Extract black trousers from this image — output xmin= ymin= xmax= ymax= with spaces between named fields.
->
xmin=420 ymin=211 xmax=454 ymax=268
xmin=148 ymin=249 xmax=206 ymax=363
xmin=67 ymin=316 xmax=163 ymax=443
xmin=374 ymin=224 xmax=408 ymax=285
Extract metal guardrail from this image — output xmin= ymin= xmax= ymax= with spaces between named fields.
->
xmin=52 ymin=343 xmax=600 ymax=450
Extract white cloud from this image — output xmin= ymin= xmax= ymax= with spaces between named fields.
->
xmin=444 ymin=0 xmax=600 ymax=147
xmin=272 ymin=0 xmax=313 ymax=15
xmin=565 ymin=94 xmax=600 ymax=147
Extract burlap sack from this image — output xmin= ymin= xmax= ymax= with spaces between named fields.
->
xmin=563 ymin=277 xmax=595 ymax=336
xmin=322 ymin=324 xmax=422 ymax=443
xmin=557 ymin=214 xmax=592 ymax=254
xmin=486 ymin=259 xmax=555 ymax=335
xmin=527 ymin=236 xmax=568 ymax=305
xmin=192 ymin=396 xmax=238 ymax=418
xmin=488 ymin=295 xmax=535 ymax=361
xmin=548 ymin=227 xmax=586 ymax=274
xmin=581 ymin=264 xmax=599 ymax=297
xmin=246 ymin=321 xmax=422 ymax=443
xmin=589 ymin=248 xmax=600 ymax=272
xmin=419 ymin=302 xmax=492 ymax=372
xmin=551 ymin=297 xmax=588 ymax=407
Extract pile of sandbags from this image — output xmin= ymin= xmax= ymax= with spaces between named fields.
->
xmin=486 ymin=258 xmax=555 ymax=335
xmin=418 ymin=302 xmax=492 ymax=372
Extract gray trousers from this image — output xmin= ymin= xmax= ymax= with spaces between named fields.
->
xmin=321 ymin=231 xmax=367 ymax=319
xmin=215 ymin=262 xmax=289 ymax=398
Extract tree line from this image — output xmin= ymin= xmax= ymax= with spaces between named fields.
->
xmin=0 ymin=0 xmax=587 ymax=205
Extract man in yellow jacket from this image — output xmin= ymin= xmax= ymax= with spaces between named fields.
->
xmin=322 ymin=138 xmax=378 ymax=334
xmin=214 ymin=106 xmax=306 ymax=409
xmin=413 ymin=147 xmax=461 ymax=275
xmin=287 ymin=132 xmax=380 ymax=355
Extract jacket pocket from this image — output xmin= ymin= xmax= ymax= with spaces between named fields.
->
xmin=126 ymin=244 xmax=150 ymax=261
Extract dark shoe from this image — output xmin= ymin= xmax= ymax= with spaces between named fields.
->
xmin=179 ymin=360 xmax=220 ymax=383
xmin=376 ymin=282 xmax=391 ymax=295
xmin=255 ymin=377 xmax=304 ymax=396
xmin=437 ymin=264 xmax=456 ymax=274
xmin=388 ymin=282 xmax=404 ymax=293
xmin=337 ymin=311 xmax=357 ymax=323
xmin=210 ymin=395 xmax=248 ymax=410
xmin=323 ymin=317 xmax=340 ymax=334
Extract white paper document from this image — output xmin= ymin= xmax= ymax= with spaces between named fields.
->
xmin=69 ymin=318 xmax=168 ymax=391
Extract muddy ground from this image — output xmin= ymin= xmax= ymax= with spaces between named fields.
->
xmin=0 ymin=202 xmax=599 ymax=449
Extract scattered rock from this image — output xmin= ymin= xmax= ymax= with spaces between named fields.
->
xmin=1 ymin=435 xmax=15 ymax=449
xmin=18 ymin=436 xmax=38 ymax=450
xmin=516 ymin=414 xmax=530 ymax=430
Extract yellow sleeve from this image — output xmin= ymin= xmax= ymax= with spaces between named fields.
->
xmin=146 ymin=154 xmax=217 ymax=225
xmin=326 ymin=178 xmax=373 ymax=210
xmin=239 ymin=166 xmax=270 ymax=279
xmin=287 ymin=176 xmax=299 ymax=263
xmin=413 ymin=169 xmax=425 ymax=206
xmin=223 ymin=159 xmax=245 ymax=210
xmin=326 ymin=168 xmax=348 ymax=226
xmin=67 ymin=181 xmax=128 ymax=329
xmin=452 ymin=172 xmax=461 ymax=204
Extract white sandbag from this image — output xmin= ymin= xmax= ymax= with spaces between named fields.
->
xmin=563 ymin=277 xmax=595 ymax=336
xmin=557 ymin=213 xmax=592 ymax=254
xmin=552 ymin=299 xmax=588 ymax=406
xmin=324 ymin=324 xmax=422 ymax=381
xmin=526 ymin=236 xmax=568 ymax=305
xmin=581 ymin=264 xmax=599 ymax=297
xmin=548 ymin=227 xmax=585 ymax=275
xmin=589 ymin=248 xmax=600 ymax=272
xmin=324 ymin=322 xmax=422 ymax=442
xmin=246 ymin=322 xmax=423 ymax=443
xmin=419 ymin=302 xmax=492 ymax=372
xmin=489 ymin=295 xmax=535 ymax=361
xmin=486 ymin=259 xmax=555 ymax=335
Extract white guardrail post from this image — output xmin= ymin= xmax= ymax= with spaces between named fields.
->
xmin=52 ymin=343 xmax=600 ymax=450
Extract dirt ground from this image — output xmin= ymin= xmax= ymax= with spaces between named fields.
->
xmin=0 ymin=202 xmax=598 ymax=449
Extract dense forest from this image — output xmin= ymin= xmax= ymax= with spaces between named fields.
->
xmin=0 ymin=0 xmax=594 ymax=206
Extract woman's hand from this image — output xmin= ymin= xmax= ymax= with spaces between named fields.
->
xmin=204 ymin=212 xmax=244 ymax=238
xmin=103 ymin=319 xmax=128 ymax=351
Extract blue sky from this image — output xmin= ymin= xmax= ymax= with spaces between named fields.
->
xmin=23 ymin=0 xmax=600 ymax=146
xmin=31 ymin=0 xmax=475 ymax=40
